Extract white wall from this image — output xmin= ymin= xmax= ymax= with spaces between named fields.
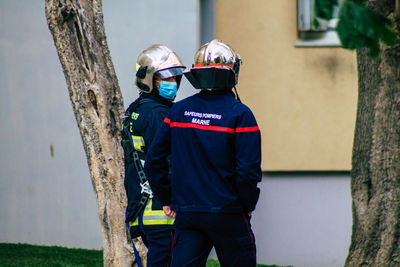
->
xmin=253 ymin=174 xmax=352 ymax=267
xmin=208 ymin=173 xmax=352 ymax=267
xmin=0 ymin=1 xmax=101 ymax=248
xmin=0 ymin=0 xmax=198 ymax=249
xmin=103 ymin=0 xmax=199 ymax=107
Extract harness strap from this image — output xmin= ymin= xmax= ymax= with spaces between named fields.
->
xmin=122 ymin=98 xmax=153 ymax=223
xmin=132 ymin=243 xmax=142 ymax=267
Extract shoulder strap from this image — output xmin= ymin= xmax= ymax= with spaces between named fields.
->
xmin=125 ymin=97 xmax=152 ymax=113
xmin=121 ymin=97 xmax=153 ymax=162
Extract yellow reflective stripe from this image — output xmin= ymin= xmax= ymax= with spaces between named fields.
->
xmin=129 ymin=199 xmax=175 ymax=227
xmin=142 ymin=214 xmax=175 ymax=225
xmin=132 ymin=135 xmax=145 ymax=152
xmin=142 ymin=218 xmax=175 ymax=225
xmin=130 ymin=217 xmax=139 ymax=226
xmin=146 ymin=210 xmax=167 ymax=216
xmin=143 ymin=199 xmax=175 ymax=225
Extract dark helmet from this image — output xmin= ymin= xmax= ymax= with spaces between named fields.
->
xmin=135 ymin=45 xmax=186 ymax=93
xmin=184 ymin=39 xmax=242 ymax=90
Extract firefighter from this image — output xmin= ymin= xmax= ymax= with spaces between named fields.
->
xmin=121 ymin=44 xmax=185 ymax=267
xmin=144 ymin=39 xmax=262 ymax=267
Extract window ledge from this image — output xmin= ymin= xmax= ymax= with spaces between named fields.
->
xmin=295 ymin=31 xmax=342 ymax=47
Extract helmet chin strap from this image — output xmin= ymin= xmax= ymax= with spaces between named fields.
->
xmin=233 ymin=86 xmax=241 ymax=102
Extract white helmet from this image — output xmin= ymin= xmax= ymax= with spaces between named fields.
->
xmin=135 ymin=45 xmax=186 ymax=93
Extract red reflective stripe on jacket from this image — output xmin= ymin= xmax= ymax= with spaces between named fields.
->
xmin=170 ymin=122 xmax=235 ymax=133
xmin=235 ymin=126 xmax=260 ymax=132
xmin=168 ymin=121 xmax=259 ymax=133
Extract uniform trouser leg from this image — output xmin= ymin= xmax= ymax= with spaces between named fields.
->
xmin=170 ymin=214 xmax=213 ymax=267
xmin=210 ymin=213 xmax=256 ymax=267
xmin=172 ymin=212 xmax=256 ymax=267
xmin=146 ymin=230 xmax=174 ymax=267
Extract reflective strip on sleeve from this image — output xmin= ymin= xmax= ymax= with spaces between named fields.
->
xmin=235 ymin=126 xmax=260 ymax=132
xmin=132 ymin=135 xmax=145 ymax=152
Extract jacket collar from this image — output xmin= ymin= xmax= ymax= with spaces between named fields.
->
xmin=140 ymin=93 xmax=173 ymax=107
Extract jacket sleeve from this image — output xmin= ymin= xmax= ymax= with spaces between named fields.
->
xmin=234 ymin=107 xmax=262 ymax=212
xmin=144 ymin=117 xmax=172 ymax=206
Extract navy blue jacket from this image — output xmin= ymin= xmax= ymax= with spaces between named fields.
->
xmin=145 ymin=90 xmax=262 ymax=213
xmin=122 ymin=94 xmax=173 ymax=235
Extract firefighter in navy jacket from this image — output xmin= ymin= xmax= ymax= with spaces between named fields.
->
xmin=121 ymin=45 xmax=185 ymax=267
xmin=145 ymin=40 xmax=262 ymax=267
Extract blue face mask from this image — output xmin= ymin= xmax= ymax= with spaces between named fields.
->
xmin=158 ymin=81 xmax=178 ymax=100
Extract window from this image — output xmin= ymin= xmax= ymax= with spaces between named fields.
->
xmin=295 ymin=0 xmax=342 ymax=47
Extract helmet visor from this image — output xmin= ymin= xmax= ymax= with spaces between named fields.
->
xmin=156 ymin=67 xmax=185 ymax=79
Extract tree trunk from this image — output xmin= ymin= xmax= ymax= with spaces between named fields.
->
xmin=346 ymin=1 xmax=400 ymax=266
xmin=45 ymin=0 xmax=146 ymax=266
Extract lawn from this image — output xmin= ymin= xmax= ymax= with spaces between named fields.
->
xmin=0 ymin=243 xmax=291 ymax=267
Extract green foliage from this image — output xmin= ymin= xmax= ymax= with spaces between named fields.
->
xmin=314 ymin=0 xmax=340 ymax=21
xmin=314 ymin=0 xmax=397 ymax=57
xmin=337 ymin=0 xmax=397 ymax=57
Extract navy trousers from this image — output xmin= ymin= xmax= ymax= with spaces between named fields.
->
xmin=145 ymin=230 xmax=174 ymax=267
xmin=170 ymin=212 xmax=256 ymax=267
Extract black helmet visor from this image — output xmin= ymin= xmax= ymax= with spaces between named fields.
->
xmin=184 ymin=67 xmax=236 ymax=90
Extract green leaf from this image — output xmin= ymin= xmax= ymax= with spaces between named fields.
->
xmin=315 ymin=0 xmax=340 ymax=20
xmin=336 ymin=0 xmax=397 ymax=57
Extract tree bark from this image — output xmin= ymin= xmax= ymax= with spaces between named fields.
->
xmin=346 ymin=1 xmax=400 ymax=266
xmin=45 ymin=0 xmax=146 ymax=266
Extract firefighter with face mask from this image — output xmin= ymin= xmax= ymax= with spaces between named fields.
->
xmin=121 ymin=44 xmax=185 ymax=267
xmin=145 ymin=39 xmax=262 ymax=267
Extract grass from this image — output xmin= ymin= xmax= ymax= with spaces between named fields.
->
xmin=0 ymin=243 xmax=290 ymax=267
xmin=0 ymin=243 xmax=102 ymax=267
xmin=206 ymin=258 xmax=288 ymax=267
